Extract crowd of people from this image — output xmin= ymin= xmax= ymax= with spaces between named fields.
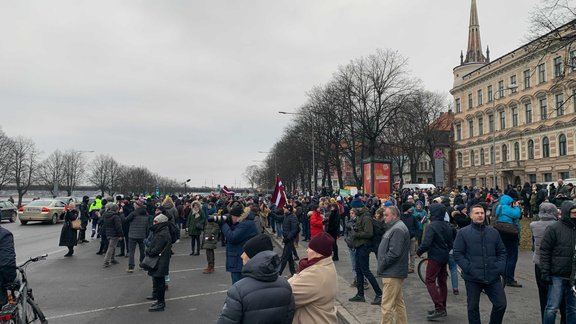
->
xmin=2 ymin=178 xmax=576 ymax=323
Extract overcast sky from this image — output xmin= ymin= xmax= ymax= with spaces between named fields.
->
xmin=0 ymin=0 xmax=541 ymax=188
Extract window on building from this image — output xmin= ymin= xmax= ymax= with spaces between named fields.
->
xmin=502 ymin=144 xmax=508 ymax=162
xmin=538 ymin=63 xmax=546 ymax=83
xmin=478 ymin=117 xmax=484 ymax=135
xmin=523 ymin=69 xmax=531 ymax=89
xmin=529 ymin=174 xmax=537 ymax=184
xmin=525 ymin=102 xmax=533 ymax=124
xmin=470 ymin=150 xmax=475 ymax=166
xmin=542 ymin=137 xmax=550 ymax=158
xmin=498 ymin=80 xmax=504 ymax=98
xmin=480 ymin=148 xmax=485 ymax=165
xmin=456 ymin=124 xmax=462 ymax=141
xmin=571 ymin=50 xmax=576 ymax=72
xmin=540 ymin=97 xmax=548 ymax=120
xmin=481 ymin=177 xmax=486 ymax=187
xmin=457 ymin=152 xmax=463 ymax=168
xmin=554 ymin=56 xmax=563 ymax=78
xmin=499 ymin=110 xmax=506 ymax=130
xmin=488 ymin=114 xmax=494 ymax=132
xmin=544 ymin=173 xmax=553 ymax=182
xmin=514 ymin=142 xmax=520 ymax=161
xmin=511 ymin=106 xmax=518 ymax=127
xmin=510 ymin=75 xmax=517 ymax=93
xmin=490 ymin=146 xmax=495 ymax=164
xmin=477 ymin=89 xmax=483 ymax=105
xmin=455 ymin=98 xmax=461 ymax=113
xmin=468 ymin=120 xmax=474 ymax=138
xmin=487 ymin=85 xmax=493 ymax=102
xmin=556 ymin=93 xmax=564 ymax=116
xmin=468 ymin=93 xmax=473 ymax=110
xmin=559 ymin=134 xmax=567 ymax=156
xmin=528 ymin=140 xmax=535 ymax=159
xmin=560 ymin=171 xmax=570 ymax=180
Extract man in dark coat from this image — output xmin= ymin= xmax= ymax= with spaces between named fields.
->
xmin=217 ymin=234 xmax=295 ymax=324
xmin=454 ymin=204 xmax=507 ymax=324
xmin=279 ymin=205 xmax=299 ymax=276
xmin=125 ymin=204 xmax=149 ymax=272
xmin=416 ymin=203 xmax=454 ymax=320
xmin=78 ymin=196 xmax=90 ymax=243
xmin=221 ymin=202 xmax=258 ymax=284
xmin=102 ymin=203 xmax=124 ymax=268
xmin=539 ymin=201 xmax=576 ymax=323
xmin=0 ymin=224 xmax=16 ymax=307
xmin=146 ymin=213 xmax=172 ymax=312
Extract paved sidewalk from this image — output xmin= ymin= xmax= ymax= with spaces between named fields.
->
xmin=267 ymin=228 xmax=543 ymax=324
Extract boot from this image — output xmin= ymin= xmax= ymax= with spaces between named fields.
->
xmin=202 ymin=264 xmax=211 ymax=274
xmin=203 ymin=263 xmax=214 ymax=274
xmin=148 ymin=302 xmax=165 ymax=312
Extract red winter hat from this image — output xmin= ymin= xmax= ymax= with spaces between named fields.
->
xmin=309 ymin=232 xmax=334 ymax=257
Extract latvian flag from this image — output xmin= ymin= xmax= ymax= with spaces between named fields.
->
xmin=271 ymin=175 xmax=287 ymax=209
xmin=222 ymin=186 xmax=235 ymax=196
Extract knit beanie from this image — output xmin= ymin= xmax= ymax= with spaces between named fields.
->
xmin=154 ymin=214 xmax=169 ymax=223
xmin=243 ymin=234 xmax=274 ymax=258
xmin=230 ymin=202 xmax=244 ymax=216
xmin=308 ymin=232 xmax=334 ymax=257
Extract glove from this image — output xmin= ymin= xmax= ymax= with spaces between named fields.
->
xmin=282 ymin=238 xmax=289 ymax=244
xmin=541 ymin=274 xmax=551 ymax=285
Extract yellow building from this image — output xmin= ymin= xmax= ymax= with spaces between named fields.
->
xmin=451 ymin=0 xmax=576 ymax=189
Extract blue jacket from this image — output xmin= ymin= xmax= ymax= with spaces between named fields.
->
xmin=495 ymin=194 xmax=521 ymax=224
xmin=222 ymin=215 xmax=258 ymax=273
xmin=453 ymin=222 xmax=507 ymax=284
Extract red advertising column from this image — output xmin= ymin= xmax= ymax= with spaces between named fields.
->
xmin=363 ymin=158 xmax=392 ymax=198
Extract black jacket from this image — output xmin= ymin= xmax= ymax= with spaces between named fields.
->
xmin=282 ymin=213 xmax=299 ymax=241
xmin=58 ymin=210 xmax=79 ymax=247
xmin=453 ymin=222 xmax=507 ymax=284
xmin=217 ymin=251 xmax=295 ymax=324
xmin=126 ymin=207 xmax=149 ymax=240
xmin=0 ymin=226 xmax=16 ymax=268
xmin=146 ymin=222 xmax=172 ymax=278
xmin=540 ymin=201 xmax=576 ymax=280
xmin=103 ymin=211 xmax=124 ymax=238
xmin=326 ymin=209 xmax=340 ymax=236
xmin=417 ymin=204 xmax=454 ymax=264
xmin=400 ymin=212 xmax=418 ymax=238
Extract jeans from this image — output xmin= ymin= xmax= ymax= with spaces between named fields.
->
xmin=464 ymin=280 xmax=507 ymax=324
xmin=543 ymin=276 xmax=576 ymax=324
xmin=190 ymin=235 xmax=200 ymax=254
xmin=269 ymin=216 xmax=276 ymax=233
xmin=408 ymin=237 xmax=416 ymax=270
xmin=231 ymin=272 xmax=243 ymax=284
xmin=279 ymin=239 xmax=296 ymax=276
xmin=348 ymin=247 xmax=357 ymax=281
xmin=276 ymin=222 xmax=283 ymax=238
xmin=128 ymin=238 xmax=145 ymax=269
xmin=425 ymin=259 xmax=448 ymax=310
xmin=152 ymin=276 xmax=166 ymax=303
xmin=380 ymin=278 xmax=408 ymax=324
xmin=448 ymin=254 xmax=459 ymax=290
xmin=501 ymin=236 xmax=519 ymax=284
xmin=355 ymin=245 xmax=382 ymax=297
xmin=104 ymin=237 xmax=120 ymax=265
xmin=535 ymin=265 xmax=566 ymax=323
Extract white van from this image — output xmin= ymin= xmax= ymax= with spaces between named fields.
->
xmin=402 ymin=184 xmax=436 ymax=191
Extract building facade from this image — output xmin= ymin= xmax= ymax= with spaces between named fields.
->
xmin=451 ymin=0 xmax=576 ymax=189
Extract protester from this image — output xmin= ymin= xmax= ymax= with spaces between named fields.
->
xmin=0 ymin=224 xmax=16 ymax=307
xmin=145 ymin=213 xmax=173 ymax=312
xmin=279 ymin=205 xmax=299 ymax=277
xmin=102 ymin=203 xmax=124 ymax=268
xmin=326 ymin=203 xmax=340 ymax=261
xmin=77 ymin=195 xmax=90 ymax=243
xmin=377 ymin=205 xmax=410 ymax=324
xmin=309 ymin=203 xmax=324 ymax=238
xmin=494 ymin=194 xmax=522 ymax=287
xmin=530 ymin=202 xmax=565 ymax=323
xmin=89 ymin=195 xmax=103 ymax=238
xmin=454 ymin=204 xmax=507 ymax=324
xmin=202 ymin=215 xmax=220 ymax=274
xmin=416 ymin=203 xmax=454 ymax=320
xmin=400 ymin=203 xmax=418 ymax=273
xmin=217 ymin=234 xmax=295 ymax=324
xmin=221 ymin=201 xmax=258 ymax=284
xmin=539 ymin=201 xmax=576 ymax=324
xmin=59 ymin=202 xmax=79 ymax=257
xmin=125 ymin=201 xmax=149 ymax=273
xmin=186 ymin=201 xmax=205 ymax=256
xmin=289 ymin=232 xmax=337 ymax=324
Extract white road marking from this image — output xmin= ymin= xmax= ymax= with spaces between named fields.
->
xmin=102 ymin=266 xmax=225 ymax=280
xmin=46 ymin=290 xmax=227 ymax=320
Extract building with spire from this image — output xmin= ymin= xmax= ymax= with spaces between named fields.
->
xmin=451 ymin=0 xmax=576 ymax=189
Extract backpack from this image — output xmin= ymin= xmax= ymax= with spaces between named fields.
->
xmin=168 ymin=222 xmax=179 ymax=244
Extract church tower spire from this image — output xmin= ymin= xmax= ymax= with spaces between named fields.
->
xmin=464 ymin=0 xmax=487 ymax=64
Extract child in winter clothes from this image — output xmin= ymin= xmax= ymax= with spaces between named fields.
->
xmin=202 ymin=217 xmax=220 ymax=274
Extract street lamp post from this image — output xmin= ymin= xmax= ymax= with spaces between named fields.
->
xmin=183 ymin=179 xmax=191 ymax=194
xmin=279 ymin=111 xmax=316 ymax=193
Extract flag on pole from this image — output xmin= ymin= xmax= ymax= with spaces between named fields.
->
xmin=271 ymin=175 xmax=287 ymax=209
xmin=222 ymin=185 xmax=235 ymax=196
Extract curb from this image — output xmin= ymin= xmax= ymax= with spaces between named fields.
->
xmin=265 ymin=229 xmax=357 ymax=324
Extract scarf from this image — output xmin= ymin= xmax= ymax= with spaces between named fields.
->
xmin=297 ymin=256 xmax=329 ymax=272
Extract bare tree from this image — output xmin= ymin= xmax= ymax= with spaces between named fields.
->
xmin=0 ymin=129 xmax=15 ymax=191
xmin=244 ymin=165 xmax=259 ymax=189
xmin=61 ymin=150 xmax=88 ymax=196
xmin=36 ymin=150 xmax=65 ymax=196
xmin=88 ymin=154 xmax=122 ymax=196
xmin=11 ymin=137 xmax=39 ymax=207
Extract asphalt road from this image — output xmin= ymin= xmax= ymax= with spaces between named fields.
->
xmin=2 ymin=220 xmax=232 ymax=324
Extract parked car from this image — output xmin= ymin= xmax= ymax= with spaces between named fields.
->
xmin=0 ymin=201 xmax=18 ymax=223
xmin=17 ymin=199 xmax=67 ymax=225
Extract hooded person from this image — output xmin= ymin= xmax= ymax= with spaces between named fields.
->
xmin=144 ymin=213 xmax=173 ymax=312
xmin=494 ymin=194 xmax=522 ymax=287
xmin=186 ymin=201 xmax=206 ymax=256
xmin=530 ymin=202 xmax=565 ymax=321
xmin=288 ymin=232 xmax=337 ymax=324
xmin=217 ymin=234 xmax=295 ymax=324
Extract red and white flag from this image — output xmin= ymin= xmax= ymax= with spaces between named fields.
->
xmin=222 ymin=186 xmax=235 ymax=196
xmin=271 ymin=175 xmax=287 ymax=209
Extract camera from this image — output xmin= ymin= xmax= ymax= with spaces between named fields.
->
xmin=208 ymin=214 xmax=229 ymax=224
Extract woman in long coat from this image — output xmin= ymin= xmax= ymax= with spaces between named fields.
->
xmin=186 ymin=201 xmax=205 ymax=255
xmin=59 ymin=202 xmax=79 ymax=257
xmin=146 ymin=213 xmax=172 ymax=312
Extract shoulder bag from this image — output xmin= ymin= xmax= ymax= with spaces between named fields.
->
xmin=140 ymin=243 xmax=169 ymax=271
xmin=71 ymin=218 xmax=82 ymax=230
xmin=493 ymin=205 xmax=518 ymax=236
